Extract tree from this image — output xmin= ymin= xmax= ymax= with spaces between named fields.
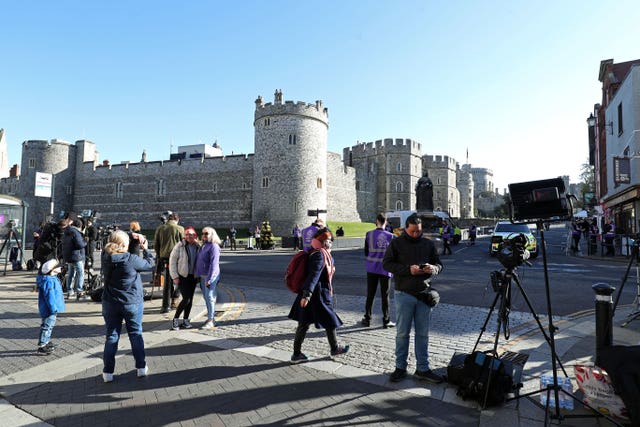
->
xmin=578 ymin=161 xmax=595 ymax=208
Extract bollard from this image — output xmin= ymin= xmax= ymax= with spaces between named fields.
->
xmin=592 ymin=283 xmax=616 ymax=366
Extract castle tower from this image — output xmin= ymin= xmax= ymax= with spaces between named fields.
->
xmin=0 ymin=129 xmax=9 ymax=178
xmin=20 ymin=139 xmax=77 ymax=232
xmin=253 ymin=91 xmax=329 ymax=235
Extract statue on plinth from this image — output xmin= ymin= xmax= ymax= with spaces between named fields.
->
xmin=415 ymin=173 xmax=434 ymax=212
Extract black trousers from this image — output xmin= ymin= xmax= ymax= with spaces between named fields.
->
xmin=364 ymin=273 xmax=391 ymax=323
xmin=174 ymin=274 xmax=197 ymax=319
xmin=294 ymin=322 xmax=338 ymax=355
xmin=443 ymin=238 xmax=452 ymax=254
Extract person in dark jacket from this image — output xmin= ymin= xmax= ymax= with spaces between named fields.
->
xmin=288 ymin=228 xmax=349 ymax=364
xmin=36 ymin=259 xmax=65 ymax=355
xmin=62 ymin=219 xmax=87 ymax=300
xmin=383 ymin=213 xmax=444 ymax=384
xmin=100 ymin=230 xmax=155 ymax=383
xmin=84 ymin=218 xmax=98 ymax=269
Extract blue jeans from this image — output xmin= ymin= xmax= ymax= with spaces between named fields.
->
xmin=200 ymin=276 xmax=219 ymax=321
xmin=395 ymin=290 xmax=432 ymax=371
xmin=102 ymin=300 xmax=146 ymax=374
xmin=66 ymin=260 xmax=85 ymax=295
xmin=38 ymin=313 xmax=57 ymax=347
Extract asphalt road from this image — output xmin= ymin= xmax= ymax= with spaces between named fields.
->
xmin=219 ymin=225 xmax=639 ymax=317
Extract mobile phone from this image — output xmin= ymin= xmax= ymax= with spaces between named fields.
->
xmin=419 ymin=263 xmax=428 ymax=269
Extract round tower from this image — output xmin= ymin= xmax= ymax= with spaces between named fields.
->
xmin=20 ymin=139 xmax=75 ymax=233
xmin=252 ymin=90 xmax=329 ymax=235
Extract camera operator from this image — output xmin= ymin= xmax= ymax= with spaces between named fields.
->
xmin=383 ymin=213 xmax=444 ymax=384
xmin=84 ymin=218 xmax=98 ymax=269
xmin=154 ymin=212 xmax=184 ymax=313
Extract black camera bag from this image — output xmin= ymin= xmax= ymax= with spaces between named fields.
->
xmin=456 ymin=350 xmax=514 ymax=407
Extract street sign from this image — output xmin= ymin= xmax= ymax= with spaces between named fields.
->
xmin=307 ymin=209 xmax=327 ymax=216
xmin=35 ymin=172 xmax=53 ymax=198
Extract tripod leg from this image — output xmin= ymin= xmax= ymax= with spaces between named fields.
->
xmin=472 ymin=289 xmax=502 ymax=352
xmin=512 ymin=273 xmax=568 ymax=377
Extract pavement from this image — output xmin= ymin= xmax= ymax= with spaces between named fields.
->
xmin=1 ymin=245 xmax=639 ymax=426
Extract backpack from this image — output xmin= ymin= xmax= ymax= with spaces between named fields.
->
xmin=457 ymin=351 xmax=514 ymax=408
xmin=285 ymin=250 xmax=315 ymax=293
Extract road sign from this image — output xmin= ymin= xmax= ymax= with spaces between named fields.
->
xmin=35 ymin=172 xmax=53 ymax=198
xmin=307 ymin=209 xmax=327 ymax=216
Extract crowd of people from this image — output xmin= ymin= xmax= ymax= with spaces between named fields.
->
xmin=33 ymin=210 xmax=449 ymax=387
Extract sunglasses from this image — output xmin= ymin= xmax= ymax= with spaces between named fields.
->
xmin=202 ymin=232 xmax=210 ymax=235
xmin=185 ymin=233 xmax=197 ymax=237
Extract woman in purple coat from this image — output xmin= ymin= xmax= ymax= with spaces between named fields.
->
xmin=195 ymin=226 xmax=222 ymax=329
xmin=288 ymin=228 xmax=349 ymax=364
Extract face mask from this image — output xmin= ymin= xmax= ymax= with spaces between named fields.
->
xmin=325 ymin=240 xmax=333 ymax=249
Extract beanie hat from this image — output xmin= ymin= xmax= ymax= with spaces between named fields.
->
xmin=41 ymin=259 xmax=62 ymax=275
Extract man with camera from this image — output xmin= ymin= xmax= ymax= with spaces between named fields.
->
xmin=383 ymin=213 xmax=443 ymax=384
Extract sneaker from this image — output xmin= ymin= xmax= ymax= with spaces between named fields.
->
xmin=330 ymin=345 xmax=350 ymax=356
xmin=170 ymin=318 xmax=180 ymax=331
xmin=182 ymin=319 xmax=193 ymax=329
xmin=414 ymin=369 xmax=443 ymax=384
xmin=44 ymin=341 xmax=58 ymax=349
xmin=201 ymin=320 xmax=215 ymax=329
xmin=383 ymin=321 xmax=396 ymax=329
xmin=102 ymin=372 xmax=114 ymax=383
xmin=390 ymin=368 xmax=407 ymax=382
xmin=66 ymin=292 xmax=76 ymax=300
xmin=290 ymin=353 xmax=309 ymax=365
xmin=77 ymin=292 xmax=89 ymax=301
xmin=361 ymin=317 xmax=370 ymax=327
xmin=37 ymin=345 xmax=54 ymax=356
xmin=137 ymin=366 xmax=149 ymax=378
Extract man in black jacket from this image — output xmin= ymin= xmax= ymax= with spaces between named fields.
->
xmin=383 ymin=213 xmax=443 ymax=384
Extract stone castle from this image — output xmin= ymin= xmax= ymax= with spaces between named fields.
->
xmin=0 ymin=90 xmax=495 ymax=235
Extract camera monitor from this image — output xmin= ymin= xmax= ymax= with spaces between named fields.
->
xmin=509 ymin=177 xmax=571 ymax=221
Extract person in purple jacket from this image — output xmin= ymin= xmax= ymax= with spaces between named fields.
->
xmin=195 ymin=226 xmax=222 ymax=329
xmin=362 ymin=213 xmax=395 ymax=328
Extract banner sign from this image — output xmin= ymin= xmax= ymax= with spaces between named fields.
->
xmin=613 ymin=157 xmax=630 ymax=185
xmin=35 ymin=172 xmax=53 ymax=197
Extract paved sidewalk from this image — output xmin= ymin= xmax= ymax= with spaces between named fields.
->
xmin=1 ymin=251 xmax=639 ymax=426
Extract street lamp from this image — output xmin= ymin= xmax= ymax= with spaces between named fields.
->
xmin=587 ymin=113 xmax=613 ymax=135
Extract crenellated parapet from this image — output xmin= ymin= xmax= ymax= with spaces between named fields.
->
xmin=254 ymin=97 xmax=329 ymax=126
xmin=424 ymin=154 xmax=457 ymax=170
xmin=344 ymin=138 xmax=422 ymax=159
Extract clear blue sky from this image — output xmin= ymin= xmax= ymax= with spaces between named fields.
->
xmin=2 ymin=0 xmax=639 ymax=192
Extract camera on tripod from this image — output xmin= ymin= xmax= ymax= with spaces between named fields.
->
xmin=496 ymin=233 xmax=530 ymax=270
xmin=5 ymin=219 xmax=18 ymax=230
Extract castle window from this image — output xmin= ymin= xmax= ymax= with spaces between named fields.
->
xmin=437 ymin=177 xmax=442 ymax=184
xmin=436 ymin=190 xmax=441 ymax=200
xmin=29 ymin=158 xmax=36 ymax=168
xmin=396 ymin=181 xmax=403 ymax=192
xmin=396 ymin=162 xmax=402 ymax=172
xmin=355 ymin=181 xmax=361 ymax=191
xmin=156 ymin=179 xmax=166 ymax=196
xmin=317 ymin=178 xmax=323 ymax=189
xmin=65 ymin=185 xmax=73 ymax=195
xmin=288 ymin=134 xmax=297 ymax=145
xmin=395 ymin=200 xmax=403 ymax=210
xmin=115 ymin=182 xmax=124 ymax=199
xmin=294 ymin=201 xmax=299 ymax=212
xmin=242 ymin=182 xmax=248 ymax=190
xmin=264 ymin=118 xmax=271 ymax=126
xmin=262 ymin=177 xmax=269 ymax=188
xmin=212 ymin=182 xmax=218 ymax=193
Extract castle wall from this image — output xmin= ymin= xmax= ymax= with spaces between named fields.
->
xmin=73 ymin=155 xmax=254 ymax=231
xmin=425 ymin=154 xmax=460 ymax=217
xmin=326 ymin=152 xmax=366 ymax=223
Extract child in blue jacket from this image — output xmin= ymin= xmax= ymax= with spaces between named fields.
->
xmin=37 ymin=259 xmax=65 ymax=355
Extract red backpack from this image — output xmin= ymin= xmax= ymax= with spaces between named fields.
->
xmin=285 ymin=250 xmax=314 ymax=293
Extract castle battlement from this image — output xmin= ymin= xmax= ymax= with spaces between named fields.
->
xmin=85 ymin=153 xmax=254 ymax=175
xmin=254 ymin=91 xmax=328 ymax=125
xmin=344 ymin=138 xmax=422 ymax=158
xmin=424 ymin=154 xmax=457 ymax=169
xmin=22 ymin=139 xmax=73 ymax=150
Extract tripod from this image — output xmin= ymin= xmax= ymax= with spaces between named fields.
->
xmin=473 ymin=260 xmax=568 ymax=408
xmin=612 ymin=241 xmax=640 ymax=327
xmin=512 ymin=220 xmax=622 ymax=426
xmin=0 ymin=226 xmax=25 ymax=276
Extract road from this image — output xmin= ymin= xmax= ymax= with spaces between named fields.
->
xmin=218 ymin=224 xmax=638 ymax=317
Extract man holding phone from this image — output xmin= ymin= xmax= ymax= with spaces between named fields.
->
xmin=383 ymin=213 xmax=444 ymax=384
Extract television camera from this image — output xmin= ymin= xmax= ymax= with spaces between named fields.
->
xmin=495 ymin=233 xmax=530 ymax=271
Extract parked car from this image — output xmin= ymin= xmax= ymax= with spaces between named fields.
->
xmin=489 ymin=221 xmax=538 ymax=258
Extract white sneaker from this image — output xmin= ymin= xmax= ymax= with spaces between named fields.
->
xmin=137 ymin=365 xmax=149 ymax=377
xmin=102 ymin=373 xmax=114 ymax=383
xmin=201 ymin=320 xmax=215 ymax=329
